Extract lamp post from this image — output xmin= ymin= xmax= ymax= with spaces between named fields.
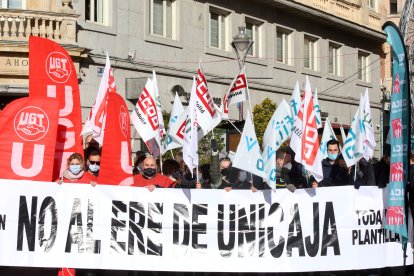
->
xmin=231 ymin=26 xmax=253 ymax=70
xmin=231 ymin=26 xmax=253 ymax=120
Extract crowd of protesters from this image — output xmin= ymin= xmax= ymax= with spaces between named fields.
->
xmin=63 ymin=135 xmax=397 ymax=192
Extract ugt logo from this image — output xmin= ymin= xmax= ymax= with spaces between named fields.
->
xmin=45 ymin=52 xmax=71 ymax=83
xmin=390 ymin=162 xmax=403 ymax=182
xmin=386 ymin=206 xmax=404 ymax=225
xmin=392 ymin=73 xmax=400 ymax=94
xmin=119 ymin=106 xmax=128 ymax=138
xmin=14 ymin=106 xmax=50 ymax=142
xmin=392 ymin=118 xmax=402 ymax=138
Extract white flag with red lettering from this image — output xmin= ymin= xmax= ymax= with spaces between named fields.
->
xmin=196 ymin=65 xmax=218 ymax=133
xmin=290 ymin=76 xmax=323 ymax=182
xmin=82 ymin=53 xmax=115 ymax=145
xmin=222 ymin=67 xmax=248 ymax=120
xmin=130 ymin=77 xmax=161 ymax=156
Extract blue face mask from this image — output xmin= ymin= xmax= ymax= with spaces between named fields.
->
xmin=327 ymin=153 xmax=338 ymax=161
xmin=69 ymin=164 xmax=82 ymax=175
xmin=88 ymin=164 xmax=100 ymax=173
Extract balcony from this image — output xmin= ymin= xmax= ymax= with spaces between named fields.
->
xmin=0 ymin=8 xmax=78 ymax=44
xmin=292 ymin=0 xmax=382 ymax=32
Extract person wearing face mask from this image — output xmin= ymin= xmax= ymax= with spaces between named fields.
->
xmin=209 ymin=138 xmax=234 ymax=191
xmin=318 ymin=139 xmax=348 ymax=187
xmin=57 ymin=153 xmax=96 ymax=184
xmin=85 ymin=147 xmax=101 ymax=177
xmin=132 ymin=156 xmax=174 ymax=191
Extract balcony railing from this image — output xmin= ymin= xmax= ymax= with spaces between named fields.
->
xmin=0 ymin=9 xmax=78 ymax=44
xmin=293 ymin=0 xmax=381 ymax=32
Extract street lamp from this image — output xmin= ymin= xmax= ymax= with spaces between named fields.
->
xmin=231 ymin=26 xmax=253 ymax=70
xmin=231 ymin=26 xmax=254 ymax=121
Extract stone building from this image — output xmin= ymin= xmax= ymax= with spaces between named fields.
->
xmin=0 ymin=0 xmax=387 ymax=156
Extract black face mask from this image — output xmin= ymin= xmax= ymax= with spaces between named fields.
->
xmin=171 ymin=170 xmax=182 ymax=180
xmin=220 ymin=168 xmax=229 ymax=177
xmin=143 ymin=168 xmax=156 ymax=178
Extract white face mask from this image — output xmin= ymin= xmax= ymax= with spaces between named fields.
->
xmin=89 ymin=164 xmax=100 ymax=173
xmin=239 ymin=171 xmax=247 ymax=182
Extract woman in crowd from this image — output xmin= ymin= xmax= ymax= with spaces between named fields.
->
xmin=58 ymin=152 xmax=96 ymax=184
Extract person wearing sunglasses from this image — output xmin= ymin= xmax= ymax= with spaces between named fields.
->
xmin=85 ymin=147 xmax=101 ymax=177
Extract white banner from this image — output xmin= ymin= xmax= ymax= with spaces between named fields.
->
xmin=0 ymin=179 xmax=411 ymax=272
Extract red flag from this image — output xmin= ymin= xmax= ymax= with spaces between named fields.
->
xmin=98 ymin=93 xmax=133 ymax=185
xmin=29 ymin=37 xmax=83 ymax=181
xmin=0 ymin=97 xmax=59 ymax=181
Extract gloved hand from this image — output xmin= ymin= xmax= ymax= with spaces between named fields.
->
xmin=211 ymin=139 xmax=218 ymax=152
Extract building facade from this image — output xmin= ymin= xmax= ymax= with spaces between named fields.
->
xmin=0 ymin=0 xmax=387 ymax=156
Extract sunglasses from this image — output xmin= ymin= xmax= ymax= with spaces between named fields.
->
xmin=89 ymin=161 xmax=100 ymax=165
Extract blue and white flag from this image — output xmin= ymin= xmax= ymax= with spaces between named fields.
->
xmin=232 ymin=112 xmax=265 ymax=179
xmin=290 ymin=80 xmax=301 ymax=124
xmin=313 ymin=88 xmax=322 ymax=129
xmin=362 ymin=89 xmax=376 ymax=160
xmin=319 ymin=117 xmax=337 ymax=159
xmin=262 ymin=99 xmax=293 ymax=150
xmin=342 ymin=95 xmax=364 ymax=167
xmin=162 ymin=92 xmax=185 ymax=154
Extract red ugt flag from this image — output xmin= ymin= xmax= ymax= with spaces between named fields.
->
xmin=98 ymin=93 xmax=133 ymax=185
xmin=0 ymin=97 xmax=59 ymax=181
xmin=29 ymin=37 xmax=83 ymax=180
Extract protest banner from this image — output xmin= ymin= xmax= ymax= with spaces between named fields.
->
xmin=0 ymin=180 xmax=410 ymax=272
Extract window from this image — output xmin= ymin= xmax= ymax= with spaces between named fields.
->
xmin=329 ymin=43 xmax=341 ymax=76
xmin=390 ymin=0 xmax=397 ymax=14
xmin=210 ymin=9 xmax=228 ymax=50
xmin=150 ymin=0 xmax=176 ymax=39
xmin=304 ymin=35 xmax=318 ymax=70
xmin=358 ymin=51 xmax=370 ymax=82
xmin=276 ymin=27 xmax=292 ymax=65
xmin=0 ymin=0 xmax=25 ymax=8
xmin=245 ymin=19 xmax=261 ymax=57
xmin=86 ymin=0 xmax=109 ymax=25
xmin=368 ymin=0 xmax=377 ymax=11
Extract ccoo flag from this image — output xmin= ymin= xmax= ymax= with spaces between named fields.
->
xmin=222 ymin=66 xmax=248 ymax=120
xmin=290 ymin=76 xmax=323 ymax=182
xmin=383 ymin=21 xmax=410 ymax=240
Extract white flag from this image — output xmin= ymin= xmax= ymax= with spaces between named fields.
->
xmin=152 ymin=70 xmax=166 ymax=141
xmin=319 ymin=117 xmax=337 ymax=159
xmin=290 ymin=80 xmax=301 ymax=124
xmin=130 ymin=77 xmax=161 ymax=155
xmin=342 ymin=95 xmax=364 ymax=167
xmin=82 ymin=53 xmax=115 ymax=145
xmin=362 ymin=89 xmax=376 ymax=160
xmin=290 ymin=76 xmax=323 ymax=182
xmin=262 ymin=99 xmax=293 ymax=151
xmin=222 ymin=66 xmax=248 ymax=120
xmin=340 ymin=124 xmax=347 ymax=148
xmin=233 ymin=112 xmax=265 ymax=178
xmin=183 ymin=76 xmax=199 ymax=174
xmin=313 ymin=88 xmax=323 ymax=129
xmin=195 ymin=64 xmax=217 ymax=133
xmin=162 ymin=92 xmax=185 ymax=154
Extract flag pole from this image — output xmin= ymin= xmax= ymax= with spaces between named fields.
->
xmin=170 ymin=149 xmax=175 ymax=159
xmin=228 ymin=120 xmax=242 ymax=135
